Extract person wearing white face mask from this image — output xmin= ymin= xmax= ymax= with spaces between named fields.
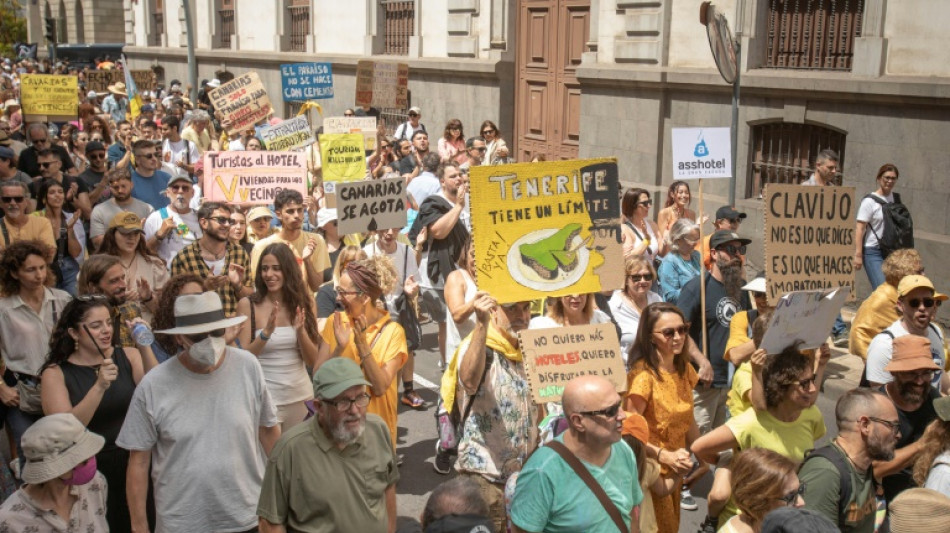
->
xmin=117 ymin=291 xmax=281 ymax=533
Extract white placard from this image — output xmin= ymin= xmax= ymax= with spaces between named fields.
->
xmin=671 ymin=127 xmax=732 ymax=179
xmin=759 ymin=288 xmax=848 ymax=355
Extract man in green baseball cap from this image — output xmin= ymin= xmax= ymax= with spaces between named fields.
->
xmin=257 ymin=358 xmax=399 ymax=532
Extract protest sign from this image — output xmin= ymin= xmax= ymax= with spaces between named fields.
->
xmin=130 ymin=70 xmax=155 ymax=91
xmin=335 ymin=177 xmax=407 ymax=234
xmin=323 ymin=116 xmax=377 ymax=151
xmin=355 ymin=60 xmax=409 ymax=109
xmin=281 ymin=62 xmax=334 ymax=101
xmin=320 ymin=133 xmax=366 ymax=182
xmin=84 ymin=70 xmax=115 ymax=93
xmin=260 ymin=116 xmax=314 ymax=151
xmin=672 ymin=127 xmax=732 ymax=179
xmin=20 ymin=74 xmax=78 ymax=121
xmin=470 ymin=158 xmax=624 ymax=304
xmin=764 ymin=183 xmax=856 ymax=305
xmin=203 ymin=151 xmax=307 ymax=205
xmin=209 ymin=72 xmax=273 ymax=135
xmin=519 ymin=324 xmax=625 ymax=404
xmin=759 ymin=288 xmax=848 ymax=355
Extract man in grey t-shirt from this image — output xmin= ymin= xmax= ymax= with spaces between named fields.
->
xmin=117 ymin=292 xmax=280 ymax=533
xmin=89 ymin=169 xmax=154 ymax=249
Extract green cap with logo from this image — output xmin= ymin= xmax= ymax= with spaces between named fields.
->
xmin=313 ymin=358 xmax=371 ymax=400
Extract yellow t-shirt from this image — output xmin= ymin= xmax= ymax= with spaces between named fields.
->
xmin=319 ymin=312 xmax=408 ymax=446
xmin=724 ymin=310 xmax=752 ymax=363
xmin=726 ymin=362 xmax=754 ymax=416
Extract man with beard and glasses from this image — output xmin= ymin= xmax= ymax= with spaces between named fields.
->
xmin=511 ymin=375 xmax=643 ymax=533
xmin=257 ymin=357 xmax=398 ymax=533
xmin=119 ymin=292 xmax=280 ymax=533
xmin=445 ymin=292 xmax=538 ymax=532
xmin=875 ymin=335 xmax=941 ymax=506
xmin=89 ymin=168 xmax=155 ymax=249
xmin=0 ymin=182 xmax=55 ymax=253
xmin=77 ymin=254 xmax=143 ymax=348
xmin=33 ymin=148 xmax=92 ymax=219
xmin=799 ymin=389 xmax=900 ymax=532
xmin=77 ymin=140 xmax=112 ymax=206
xmin=866 ymin=275 xmax=949 ymax=394
xmin=144 ymin=174 xmax=202 ymax=268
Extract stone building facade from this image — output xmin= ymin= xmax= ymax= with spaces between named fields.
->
xmin=26 ymin=0 xmax=125 ymax=46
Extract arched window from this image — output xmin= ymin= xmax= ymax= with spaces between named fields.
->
xmin=748 ymin=121 xmax=846 ymax=198
xmin=74 ymin=0 xmax=85 ymax=43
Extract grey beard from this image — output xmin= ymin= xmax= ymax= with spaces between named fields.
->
xmin=331 ymin=416 xmax=365 ymax=446
xmin=720 ymin=262 xmax=745 ymax=300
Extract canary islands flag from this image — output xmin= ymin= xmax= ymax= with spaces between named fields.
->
xmin=122 ymin=55 xmax=142 ymax=120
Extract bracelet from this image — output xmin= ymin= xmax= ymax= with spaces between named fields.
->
xmin=258 ymin=331 xmax=271 ymax=341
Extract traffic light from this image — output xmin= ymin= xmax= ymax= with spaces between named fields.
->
xmin=44 ymin=17 xmax=56 ymax=43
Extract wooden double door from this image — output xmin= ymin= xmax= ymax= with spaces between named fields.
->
xmin=514 ymin=0 xmax=590 ymax=161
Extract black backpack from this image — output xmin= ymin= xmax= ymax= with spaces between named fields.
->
xmin=800 ymin=445 xmax=876 ymax=527
xmin=864 ymin=193 xmax=913 ymax=258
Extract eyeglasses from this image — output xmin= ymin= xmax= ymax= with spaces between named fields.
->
xmin=206 ymin=216 xmax=233 ymax=226
xmin=169 ymin=184 xmax=192 ymax=192
xmin=777 ymin=483 xmax=806 ymax=506
xmin=907 ymin=297 xmax=935 ymax=309
xmin=900 ymin=369 xmax=935 ymax=382
xmin=324 ymin=393 xmax=371 ymax=412
xmin=1 ymin=196 xmax=24 ymax=204
xmin=881 ymin=175 xmax=898 ymax=182
xmin=638 ymin=199 xmax=653 ymax=207
xmin=655 ymin=324 xmax=690 ymax=339
xmin=627 ymin=273 xmax=654 ymax=282
xmin=791 ymin=375 xmax=817 ymax=390
xmin=337 ymin=289 xmax=363 ymax=298
xmin=137 ymin=153 xmax=157 ymax=159
xmin=717 ymin=244 xmax=747 ymax=256
xmin=579 ymin=400 xmax=622 ymax=419
xmin=866 ymin=416 xmax=901 ymax=436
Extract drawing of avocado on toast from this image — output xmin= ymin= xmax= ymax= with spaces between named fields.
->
xmin=519 ymin=223 xmax=583 ymax=280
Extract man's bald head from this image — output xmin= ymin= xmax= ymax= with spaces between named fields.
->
xmin=562 ymin=375 xmax=617 ymax=417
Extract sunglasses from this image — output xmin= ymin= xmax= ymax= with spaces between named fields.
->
xmin=1 ymin=196 xmax=24 ymax=203
xmin=137 ymin=153 xmax=157 ymax=159
xmin=655 ymin=324 xmax=690 ymax=339
xmin=717 ymin=244 xmax=747 ymax=256
xmin=472 ymin=146 xmax=487 ymax=152
xmin=206 ymin=216 xmax=233 ymax=226
xmin=578 ymin=400 xmax=622 ymax=419
xmin=628 ymin=273 xmax=654 ymax=282
xmin=89 ymin=153 xmax=106 ymax=160
xmin=907 ymin=297 xmax=935 ymax=309
xmin=408 ymin=113 xmax=419 ymax=117
xmin=38 ymin=161 xmax=57 ymax=168
xmin=481 ymin=129 xmax=496 ymax=135
xmin=638 ymin=199 xmax=653 ymax=207
xmin=169 ymin=184 xmax=192 ymax=192
xmin=777 ymin=483 xmax=806 ymax=506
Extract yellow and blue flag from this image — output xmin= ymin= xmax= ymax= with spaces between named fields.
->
xmin=122 ymin=55 xmax=142 ymax=120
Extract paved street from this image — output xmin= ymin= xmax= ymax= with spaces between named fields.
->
xmin=393 ymin=319 xmax=865 ymax=532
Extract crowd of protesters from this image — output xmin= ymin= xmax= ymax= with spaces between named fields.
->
xmin=0 ymin=53 xmax=948 ymax=533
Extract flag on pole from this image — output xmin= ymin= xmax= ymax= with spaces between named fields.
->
xmin=122 ymin=55 xmax=142 ymax=120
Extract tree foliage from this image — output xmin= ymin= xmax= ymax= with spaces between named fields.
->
xmin=0 ymin=0 xmax=28 ymax=57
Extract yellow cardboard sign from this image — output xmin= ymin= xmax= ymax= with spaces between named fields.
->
xmin=20 ymin=74 xmax=78 ymax=121
xmin=469 ymin=158 xmax=624 ymax=304
xmin=319 ymin=133 xmax=366 ymax=182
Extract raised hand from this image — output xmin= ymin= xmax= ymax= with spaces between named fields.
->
xmin=96 ymin=358 xmax=118 ymax=391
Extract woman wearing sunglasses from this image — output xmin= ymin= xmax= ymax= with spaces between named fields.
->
xmin=609 ymin=255 xmax=662 ymax=362
xmin=692 ymin=343 xmax=826 ymax=529
xmin=625 ymin=302 xmax=700 ymax=533
xmin=621 ymin=187 xmax=664 ymax=262
xmin=658 ymin=218 xmax=701 ymax=305
xmin=479 ymin=120 xmax=510 ymax=165
xmin=528 ymin=292 xmax=612 ymax=330
xmin=721 ymin=448 xmax=804 ymax=533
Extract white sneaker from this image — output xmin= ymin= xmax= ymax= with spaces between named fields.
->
xmin=680 ymin=488 xmax=699 ymax=511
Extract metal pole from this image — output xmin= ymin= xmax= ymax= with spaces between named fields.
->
xmin=730 ymin=39 xmax=740 ymax=206
xmin=182 ymin=0 xmax=198 ymax=103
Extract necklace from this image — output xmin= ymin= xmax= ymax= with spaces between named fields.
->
xmin=200 ymin=241 xmax=226 ymax=261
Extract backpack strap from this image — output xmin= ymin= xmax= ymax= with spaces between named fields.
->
xmin=861 ymin=329 xmax=895 ymax=387
xmin=458 ymin=348 xmax=495 ymax=430
xmin=801 ymin=444 xmax=872 ymax=527
xmin=546 ymin=440 xmax=628 ymax=533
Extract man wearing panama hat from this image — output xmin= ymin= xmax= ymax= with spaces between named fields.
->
xmin=117 ymin=291 xmax=280 ymax=533
xmin=102 ymin=82 xmax=128 ymax=124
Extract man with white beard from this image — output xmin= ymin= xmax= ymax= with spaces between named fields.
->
xmin=257 ymin=357 xmax=399 ymax=533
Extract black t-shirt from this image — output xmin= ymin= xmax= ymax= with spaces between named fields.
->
xmin=677 ymin=272 xmax=751 ymax=388
xmin=30 ymin=174 xmax=90 ymax=213
xmin=17 ymin=144 xmax=76 ymax=178
xmin=78 ymin=168 xmax=108 ymax=204
xmin=395 ymin=155 xmax=418 ymax=175
xmin=879 ymin=385 xmax=938 ymax=503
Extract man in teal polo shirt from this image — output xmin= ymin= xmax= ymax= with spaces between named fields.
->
xmin=257 ymin=358 xmax=399 ymax=533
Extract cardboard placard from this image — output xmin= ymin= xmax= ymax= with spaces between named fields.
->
xmin=130 ymin=70 xmax=155 ymax=91
xmin=671 ymin=127 xmax=732 ymax=179
xmin=519 ymin=324 xmax=626 ymax=404
xmin=84 ymin=70 xmax=115 ymax=93
xmin=759 ymin=289 xmax=848 ymax=355
xmin=764 ymin=184 xmax=856 ymax=305
xmin=323 ymin=116 xmax=377 ymax=151
xmin=280 ymin=62 xmax=334 ymax=101
xmin=209 ymin=72 xmax=273 ymax=135
xmin=20 ymin=74 xmax=78 ymax=122
xmin=355 ymin=60 xmax=408 ymax=109
xmin=469 ymin=159 xmax=624 ymax=304
xmin=203 ymin=151 xmax=307 ymax=205
xmin=319 ymin=133 xmax=366 ymax=182
xmin=336 ymin=177 xmax=407 ymax=234
xmin=259 ymin=115 xmax=314 ymax=151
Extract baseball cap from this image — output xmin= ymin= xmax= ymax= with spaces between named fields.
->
xmin=317 ymin=208 xmax=338 ymax=229
xmin=207 ymin=78 xmax=221 ymax=88
xmin=167 ymin=174 xmax=193 ymax=186
xmin=247 ymin=206 xmax=273 ymax=222
xmin=709 ymin=230 xmax=752 ymax=250
xmin=86 ymin=90 xmax=98 ymax=99
xmin=897 ymin=275 xmax=936 ymax=299
xmin=109 ymin=211 xmax=144 ymax=233
xmin=884 ymin=335 xmax=941 ymax=374
xmin=85 ymin=140 xmax=106 ymax=154
xmin=408 ymin=106 xmax=421 ymax=116
xmin=312 ymin=358 xmax=371 ymax=400
xmin=716 ymin=206 xmax=747 ymax=221
xmin=141 ymin=103 xmax=154 ymax=112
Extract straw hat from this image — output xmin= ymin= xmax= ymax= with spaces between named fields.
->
xmin=155 ymin=292 xmax=246 ymax=335
xmin=889 ymin=488 xmax=950 ymax=532
xmin=21 ymin=413 xmax=105 ymax=484
xmin=108 ymin=82 xmax=127 ymax=96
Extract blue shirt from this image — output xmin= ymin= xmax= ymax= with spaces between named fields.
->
xmin=511 ymin=436 xmax=643 ymax=533
xmin=658 ymin=250 xmax=701 ymax=305
xmin=107 ymin=142 xmax=127 ymax=166
xmin=131 ymin=169 xmax=171 ymax=209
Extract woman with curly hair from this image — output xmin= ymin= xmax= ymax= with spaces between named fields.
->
xmin=914 ymin=397 xmax=950 ymax=497
xmin=85 ymin=116 xmax=113 ymax=146
xmin=722 ymin=448 xmax=804 ymax=533
xmin=624 ymin=302 xmax=701 ymax=533
xmin=96 ymin=212 xmax=168 ymax=321
xmin=316 ymin=255 xmax=408 ymax=446
xmin=437 ymin=118 xmax=467 ymax=164
xmin=151 ymin=273 xmax=205 ymax=363
xmin=236 ymin=242 xmax=320 ymax=431
xmin=39 ymin=296 xmax=148 ymax=533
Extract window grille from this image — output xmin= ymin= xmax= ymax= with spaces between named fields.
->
xmin=748 ymin=122 xmax=846 ymax=197
xmin=287 ymin=5 xmax=310 ymax=52
xmin=382 ymin=0 xmax=414 ymax=56
xmin=218 ymin=9 xmax=235 ymax=49
xmin=764 ymin=0 xmax=863 ymax=70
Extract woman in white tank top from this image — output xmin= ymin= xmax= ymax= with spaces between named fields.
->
xmin=444 ymin=239 xmax=477 ymax=364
